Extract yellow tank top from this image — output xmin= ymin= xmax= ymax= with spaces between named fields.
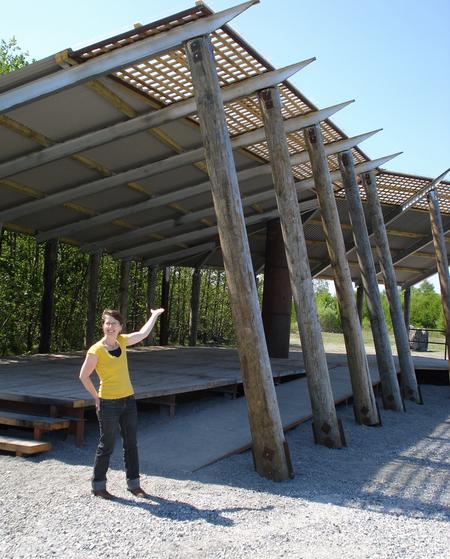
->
xmin=87 ymin=334 xmax=134 ymax=399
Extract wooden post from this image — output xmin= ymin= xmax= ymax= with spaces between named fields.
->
xmin=85 ymin=253 xmax=100 ymax=348
xmin=144 ymin=266 xmax=158 ymax=346
xmin=356 ymin=284 xmax=364 ymax=325
xmin=427 ymin=188 xmax=450 ymax=355
xmin=259 ymin=87 xmax=344 ymax=447
xmin=403 ymin=287 xmax=411 ymax=331
xmin=118 ymin=259 xmax=131 ymax=331
xmin=261 ymin=219 xmax=292 ymax=359
xmin=304 ymin=124 xmax=380 ymax=426
xmin=39 ymin=239 xmax=58 ymax=353
xmin=185 ymin=35 xmax=293 ymax=480
xmin=361 ymin=171 xmax=421 ymax=403
xmin=338 ymin=150 xmax=403 ymax=411
xmin=189 ymin=267 xmax=201 ymax=346
xmin=160 ymin=266 xmax=170 ymax=346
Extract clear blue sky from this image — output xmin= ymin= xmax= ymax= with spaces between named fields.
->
xmin=1 ymin=0 xmax=449 ymax=290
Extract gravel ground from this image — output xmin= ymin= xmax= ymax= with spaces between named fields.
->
xmin=1 ymin=384 xmax=449 ymax=559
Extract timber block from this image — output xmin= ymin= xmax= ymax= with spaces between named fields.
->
xmin=0 ymin=434 xmax=51 ymax=457
xmin=0 ymin=410 xmax=70 ymax=440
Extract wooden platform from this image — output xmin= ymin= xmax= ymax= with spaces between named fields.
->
xmin=0 ymin=435 xmax=51 ymax=457
xmin=0 ymin=346 xmax=447 ymax=448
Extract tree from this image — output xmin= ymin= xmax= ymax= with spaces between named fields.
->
xmin=410 ymin=280 xmax=443 ymax=329
xmin=0 ymin=37 xmax=30 ymax=74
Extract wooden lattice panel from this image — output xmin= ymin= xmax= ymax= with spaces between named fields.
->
xmin=71 ymin=4 xmax=367 ymax=175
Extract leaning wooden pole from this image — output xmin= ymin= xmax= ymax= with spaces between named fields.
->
xmin=361 ymin=171 xmax=421 ymax=403
xmin=185 ymin=36 xmax=293 ymax=480
xmin=339 ymin=150 xmax=403 ymax=411
xmin=427 ymin=188 xmax=450 ymax=354
xmin=86 ymin=252 xmax=100 ymax=348
xmin=304 ymin=125 xmax=380 ymax=426
xmin=403 ymin=287 xmax=411 ymax=331
xmin=38 ymin=239 xmax=58 ymax=353
xmin=356 ymin=284 xmax=364 ymax=325
xmin=144 ymin=266 xmax=158 ymax=346
xmin=259 ymin=87 xmax=345 ymax=447
xmin=118 ymin=259 xmax=131 ymax=330
xmin=189 ymin=267 xmax=201 ymax=347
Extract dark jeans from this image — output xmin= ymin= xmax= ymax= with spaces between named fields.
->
xmin=92 ymin=395 xmax=140 ymax=491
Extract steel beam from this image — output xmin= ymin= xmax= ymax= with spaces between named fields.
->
xmin=0 ymin=1 xmax=258 ymax=114
xmin=0 ymin=59 xmax=315 ymax=179
xmin=1 ymin=100 xmax=353 ymax=224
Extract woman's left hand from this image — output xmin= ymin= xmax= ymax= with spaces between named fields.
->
xmin=151 ymin=308 xmax=165 ymax=316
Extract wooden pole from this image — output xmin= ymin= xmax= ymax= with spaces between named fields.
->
xmin=259 ymin=87 xmax=345 ymax=447
xmin=356 ymin=284 xmax=364 ymax=325
xmin=118 ymin=259 xmax=131 ymax=331
xmin=185 ymin=36 xmax=292 ymax=480
xmin=261 ymin=219 xmax=292 ymax=359
xmin=304 ymin=124 xmax=380 ymax=426
xmin=427 ymin=188 xmax=450 ymax=355
xmin=403 ymin=287 xmax=411 ymax=331
xmin=361 ymin=171 xmax=421 ymax=403
xmin=189 ymin=267 xmax=201 ymax=346
xmin=38 ymin=239 xmax=58 ymax=353
xmin=85 ymin=253 xmax=100 ymax=348
xmin=338 ymin=150 xmax=403 ymax=411
xmin=144 ymin=266 xmax=158 ymax=346
xmin=160 ymin=266 xmax=170 ymax=346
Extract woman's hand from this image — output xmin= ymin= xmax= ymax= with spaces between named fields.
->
xmin=151 ymin=308 xmax=165 ymax=316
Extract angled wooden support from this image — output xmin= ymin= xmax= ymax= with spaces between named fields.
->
xmin=38 ymin=239 xmax=58 ymax=353
xmin=85 ymin=253 xmax=101 ymax=348
xmin=427 ymin=188 xmax=450 ymax=355
xmin=0 ymin=1 xmax=258 ymax=114
xmin=356 ymin=284 xmax=364 ymax=325
xmin=118 ymin=259 xmax=131 ymax=329
xmin=403 ymin=287 xmax=411 ymax=330
xmin=189 ymin=268 xmax=202 ymax=347
xmin=304 ymin=125 xmax=380 ymax=426
xmin=0 ymin=59 xmax=314 ymax=179
xmin=259 ymin=86 xmax=344 ymax=447
xmin=186 ymin=35 xmax=293 ymax=481
xmin=144 ymin=266 xmax=158 ymax=346
xmin=159 ymin=267 xmax=170 ymax=345
xmin=361 ymin=171 xmax=421 ymax=403
xmin=338 ymin=150 xmax=403 ymax=412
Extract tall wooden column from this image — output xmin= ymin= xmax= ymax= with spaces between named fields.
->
xmin=39 ymin=239 xmax=58 ymax=353
xmin=427 ymin=188 xmax=450 ymax=353
xmin=259 ymin=87 xmax=344 ymax=447
xmin=361 ymin=171 xmax=421 ymax=403
xmin=403 ymin=287 xmax=411 ymax=330
xmin=144 ymin=266 xmax=158 ymax=346
xmin=304 ymin=125 xmax=380 ymax=426
xmin=118 ymin=259 xmax=131 ymax=330
xmin=189 ymin=267 xmax=201 ymax=346
xmin=339 ymin=151 xmax=403 ymax=411
xmin=185 ymin=36 xmax=292 ymax=480
xmin=86 ymin=253 xmax=100 ymax=348
xmin=261 ymin=219 xmax=292 ymax=359
xmin=356 ymin=284 xmax=364 ymax=325
xmin=160 ymin=266 xmax=170 ymax=346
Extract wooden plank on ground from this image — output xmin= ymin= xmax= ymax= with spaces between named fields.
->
xmin=0 ymin=435 xmax=51 ymax=456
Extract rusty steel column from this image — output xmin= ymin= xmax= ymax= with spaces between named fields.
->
xmin=262 ymin=219 xmax=292 ymax=358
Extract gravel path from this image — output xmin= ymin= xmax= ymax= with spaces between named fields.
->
xmin=1 ymin=384 xmax=449 ymax=559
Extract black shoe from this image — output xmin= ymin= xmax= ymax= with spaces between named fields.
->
xmin=93 ymin=489 xmax=114 ymax=500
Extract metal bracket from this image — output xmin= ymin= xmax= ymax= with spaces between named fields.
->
xmin=189 ymin=39 xmax=203 ymax=63
xmin=260 ymin=89 xmax=274 ymax=110
xmin=308 ymin=126 xmax=317 ymax=144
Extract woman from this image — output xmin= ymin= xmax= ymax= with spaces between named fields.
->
xmin=79 ymin=307 xmax=164 ymax=500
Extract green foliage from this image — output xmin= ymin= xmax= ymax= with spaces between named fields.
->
xmin=315 ymin=289 xmax=342 ymax=332
xmin=0 ymin=37 xmax=30 ymax=74
xmin=409 ymin=280 xmax=443 ymax=329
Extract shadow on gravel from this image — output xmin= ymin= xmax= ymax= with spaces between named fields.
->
xmin=95 ymin=494 xmax=272 ymax=526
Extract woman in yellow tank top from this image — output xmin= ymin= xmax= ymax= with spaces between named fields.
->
xmin=79 ymin=307 xmax=164 ymax=500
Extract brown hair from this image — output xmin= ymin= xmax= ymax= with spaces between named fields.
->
xmin=101 ymin=309 xmax=124 ymax=325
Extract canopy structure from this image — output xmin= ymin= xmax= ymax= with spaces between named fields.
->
xmin=0 ymin=1 xmax=448 ymax=288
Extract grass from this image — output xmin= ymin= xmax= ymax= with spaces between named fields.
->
xmin=290 ymin=328 xmax=447 ymax=360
